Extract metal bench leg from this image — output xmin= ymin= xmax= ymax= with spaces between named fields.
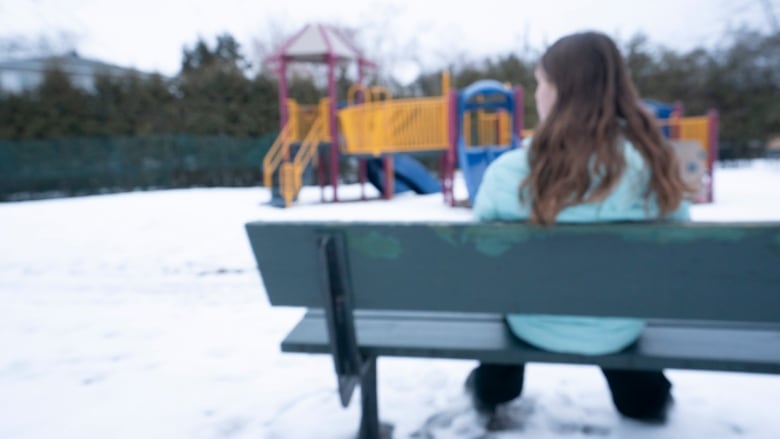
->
xmin=358 ymin=357 xmax=380 ymax=439
xmin=318 ymin=234 xmax=362 ymax=406
xmin=318 ymin=235 xmax=391 ymax=438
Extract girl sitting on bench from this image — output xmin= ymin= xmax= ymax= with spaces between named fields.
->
xmin=470 ymin=31 xmax=690 ymax=421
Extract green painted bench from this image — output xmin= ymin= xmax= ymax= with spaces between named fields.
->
xmin=245 ymin=221 xmax=780 ymax=438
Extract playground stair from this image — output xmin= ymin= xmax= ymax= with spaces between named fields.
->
xmin=263 ymin=123 xmax=293 ymax=190
xmin=276 ymin=115 xmax=328 ymax=207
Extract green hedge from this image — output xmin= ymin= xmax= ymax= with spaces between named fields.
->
xmin=0 ymin=133 xmax=277 ymax=201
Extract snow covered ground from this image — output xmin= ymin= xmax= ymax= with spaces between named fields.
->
xmin=1 ymin=161 xmax=779 ymax=439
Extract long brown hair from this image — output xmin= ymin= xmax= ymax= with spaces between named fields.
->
xmin=521 ymin=31 xmax=687 ymax=225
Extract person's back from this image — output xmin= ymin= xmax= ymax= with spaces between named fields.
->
xmin=465 ymin=31 xmax=689 ymax=422
xmin=474 ymin=141 xmax=689 ymax=355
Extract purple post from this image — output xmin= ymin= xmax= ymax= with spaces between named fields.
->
xmin=440 ymin=153 xmax=451 ymax=206
xmin=359 ymin=159 xmax=367 ymax=200
xmin=357 ymin=64 xmax=366 ymax=200
xmin=514 ymin=86 xmax=524 ymax=142
xmin=444 ymin=90 xmax=459 ymax=206
xmin=319 ymin=23 xmax=340 ymax=203
xmin=327 ymin=57 xmax=339 ymax=202
xmin=318 ymin=152 xmax=325 ymax=202
xmin=671 ymin=101 xmax=684 ymax=139
xmin=278 ymin=61 xmax=288 ymax=129
xmin=383 ymin=156 xmax=394 ymax=200
xmin=673 ymin=100 xmax=685 ymax=117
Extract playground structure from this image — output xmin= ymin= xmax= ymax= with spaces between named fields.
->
xmin=653 ymin=102 xmax=720 ymax=203
xmin=445 ymin=80 xmax=525 ymax=206
xmin=262 ymin=23 xmax=453 ymax=207
xmin=262 ymin=24 xmax=719 ymax=207
xmin=446 ymin=93 xmax=719 ymax=205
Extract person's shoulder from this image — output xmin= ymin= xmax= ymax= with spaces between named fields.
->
xmin=474 ymin=147 xmax=531 ymax=220
xmin=490 ymin=147 xmax=528 ymax=172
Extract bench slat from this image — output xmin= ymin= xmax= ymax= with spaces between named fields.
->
xmin=246 ymin=222 xmax=780 ymax=323
xmin=281 ymin=311 xmax=780 ymax=374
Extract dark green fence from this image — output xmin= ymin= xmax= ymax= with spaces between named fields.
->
xmin=0 ymin=133 xmax=277 ymax=201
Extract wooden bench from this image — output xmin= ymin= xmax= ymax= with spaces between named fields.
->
xmin=245 ymin=221 xmax=780 ymax=438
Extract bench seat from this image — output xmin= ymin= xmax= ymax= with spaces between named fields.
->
xmin=283 ymin=310 xmax=780 ymax=374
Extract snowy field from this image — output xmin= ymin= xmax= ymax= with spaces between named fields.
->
xmin=1 ymin=161 xmax=779 ymax=439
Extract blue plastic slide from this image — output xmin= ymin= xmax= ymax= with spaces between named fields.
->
xmin=366 ymin=155 xmax=441 ymax=195
xmin=458 ymin=143 xmax=512 ymax=205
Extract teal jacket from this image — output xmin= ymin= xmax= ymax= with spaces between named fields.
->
xmin=473 ymin=141 xmax=690 ymax=355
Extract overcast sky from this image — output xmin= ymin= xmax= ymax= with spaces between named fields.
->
xmin=0 ymin=0 xmax=776 ymax=82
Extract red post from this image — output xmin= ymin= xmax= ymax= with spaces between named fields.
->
xmin=359 ymin=159 xmax=367 ymax=200
xmin=706 ymin=109 xmax=719 ymax=203
xmin=383 ymin=156 xmax=394 ymax=200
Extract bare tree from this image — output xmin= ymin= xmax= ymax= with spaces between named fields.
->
xmin=0 ymin=31 xmax=80 ymax=59
xmin=760 ymin=0 xmax=779 ymax=33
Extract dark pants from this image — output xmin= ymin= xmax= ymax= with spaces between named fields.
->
xmin=470 ymin=363 xmax=672 ymax=420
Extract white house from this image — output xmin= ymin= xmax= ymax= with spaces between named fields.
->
xmin=0 ymin=51 xmax=153 ymax=94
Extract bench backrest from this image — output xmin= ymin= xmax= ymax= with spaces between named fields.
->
xmin=245 ymin=222 xmax=780 ymax=323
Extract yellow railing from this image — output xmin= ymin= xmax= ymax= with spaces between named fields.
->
xmin=465 ymin=110 xmax=514 ymax=146
xmin=498 ymin=112 xmax=512 ymax=145
xmin=478 ymin=111 xmax=497 ymax=145
xmin=480 ymin=111 xmax=496 ymax=145
xmin=339 ymin=96 xmax=449 ymax=155
xmin=279 ymin=115 xmax=328 ymax=207
xmin=511 ymin=116 xmax=708 ymax=147
xmin=318 ymin=98 xmax=331 ymax=140
xmin=287 ymin=99 xmax=326 ymax=142
xmin=347 ymin=84 xmax=393 ymax=105
xmin=657 ymin=115 xmax=711 ymax=153
xmin=262 ymin=123 xmax=293 ymax=188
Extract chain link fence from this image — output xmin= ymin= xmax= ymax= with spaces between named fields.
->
xmin=0 ymin=133 xmax=277 ymax=201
